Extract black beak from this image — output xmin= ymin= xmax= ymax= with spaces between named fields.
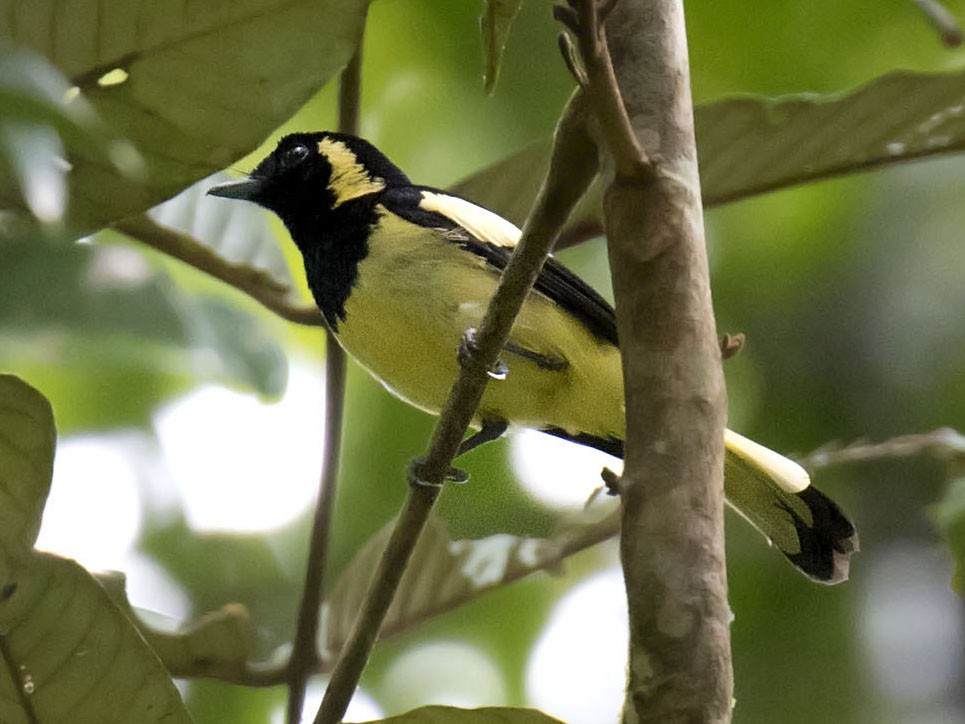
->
xmin=207 ymin=177 xmax=265 ymax=201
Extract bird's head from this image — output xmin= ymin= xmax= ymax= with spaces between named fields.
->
xmin=207 ymin=132 xmax=410 ymax=226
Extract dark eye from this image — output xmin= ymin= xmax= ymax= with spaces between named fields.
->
xmin=282 ymin=144 xmax=310 ymax=167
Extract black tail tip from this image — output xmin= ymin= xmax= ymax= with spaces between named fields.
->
xmin=784 ymin=486 xmax=859 ymax=585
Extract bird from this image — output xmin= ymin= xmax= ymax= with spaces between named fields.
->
xmin=208 ymin=131 xmax=857 ymax=584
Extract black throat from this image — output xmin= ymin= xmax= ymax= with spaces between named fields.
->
xmin=283 ymin=193 xmax=381 ymax=331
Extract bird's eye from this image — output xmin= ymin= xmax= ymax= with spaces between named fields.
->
xmin=282 ymin=144 xmax=310 ymax=167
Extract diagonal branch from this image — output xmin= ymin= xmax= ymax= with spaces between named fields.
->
xmin=114 ymin=214 xmax=324 ymax=327
xmin=311 ymin=89 xmax=600 ymax=724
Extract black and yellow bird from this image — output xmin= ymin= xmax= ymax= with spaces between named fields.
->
xmin=208 ymin=132 xmax=857 ymax=584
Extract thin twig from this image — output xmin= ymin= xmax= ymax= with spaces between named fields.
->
xmin=912 ymin=0 xmax=963 ymax=47
xmin=554 ymin=0 xmax=652 ymax=179
xmin=801 ymin=427 xmax=965 ymax=471
xmin=114 ymin=215 xmax=324 ymax=327
xmin=312 ymin=90 xmax=599 ymax=724
xmin=285 ymin=43 xmax=364 ymax=724
xmin=166 ymin=659 xmax=293 ymax=686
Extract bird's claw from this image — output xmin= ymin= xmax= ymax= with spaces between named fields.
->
xmin=408 ymin=458 xmax=470 ymax=488
xmin=459 ymin=328 xmax=509 ymax=380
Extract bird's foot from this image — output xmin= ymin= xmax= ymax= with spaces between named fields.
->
xmin=408 ymin=457 xmax=470 ymax=488
xmin=459 ymin=328 xmax=508 ymax=380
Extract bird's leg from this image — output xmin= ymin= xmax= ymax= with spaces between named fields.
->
xmin=503 ymin=343 xmax=569 ymax=372
xmin=458 ymin=418 xmax=509 ymax=456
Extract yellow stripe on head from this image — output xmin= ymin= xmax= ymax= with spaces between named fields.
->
xmin=317 ymin=138 xmax=386 ymax=207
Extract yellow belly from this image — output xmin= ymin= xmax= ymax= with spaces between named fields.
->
xmin=334 ymin=210 xmax=625 ymax=439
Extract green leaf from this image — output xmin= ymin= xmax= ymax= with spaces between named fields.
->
xmin=362 ymin=706 xmax=565 ymax=724
xmin=325 ymin=506 xmax=619 ymax=652
xmin=935 ymin=476 xmax=965 ymax=593
xmin=452 ymin=67 xmax=965 ymax=236
xmin=0 ymin=379 xmax=191 ymax=723
xmin=0 ymin=375 xmax=54 ymax=562
xmin=0 ymin=554 xmax=193 ymax=724
xmin=0 ymin=0 xmax=370 ymax=234
xmin=96 ymin=571 xmax=256 ymax=679
xmin=481 ymin=0 xmax=524 ymax=95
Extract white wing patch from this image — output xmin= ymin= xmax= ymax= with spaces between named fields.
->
xmin=419 ymin=190 xmax=522 ymax=248
xmin=725 ymin=429 xmax=810 ymax=493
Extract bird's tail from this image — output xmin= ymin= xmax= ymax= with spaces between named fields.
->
xmin=541 ymin=427 xmax=858 ymax=584
xmin=722 ymin=430 xmax=857 ymax=583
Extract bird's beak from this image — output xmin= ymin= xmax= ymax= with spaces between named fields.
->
xmin=207 ymin=177 xmax=265 ymax=201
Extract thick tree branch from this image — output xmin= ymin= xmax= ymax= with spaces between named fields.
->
xmin=285 ymin=43 xmax=363 ymax=724
xmin=561 ymin=0 xmax=733 ymax=721
xmin=114 ymin=214 xmax=324 ymax=326
xmin=312 ymin=90 xmax=599 ymax=724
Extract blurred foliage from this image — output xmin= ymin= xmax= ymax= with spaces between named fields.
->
xmin=0 ymin=0 xmax=964 ymax=723
xmin=936 ymin=475 xmax=965 ymax=591
xmin=0 ymin=376 xmax=192 ymax=724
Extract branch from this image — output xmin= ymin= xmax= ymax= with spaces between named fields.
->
xmin=801 ymin=427 xmax=965 ymax=471
xmin=113 ymin=215 xmax=324 ymax=327
xmin=912 ymin=0 xmax=963 ymax=47
xmin=554 ymin=0 xmax=652 ymax=180
xmin=285 ymin=43 xmax=364 ymax=724
xmin=563 ymin=0 xmax=733 ymax=721
xmin=312 ymin=90 xmax=600 ymax=724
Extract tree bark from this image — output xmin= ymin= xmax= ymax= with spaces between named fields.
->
xmin=602 ymin=1 xmax=733 ymax=722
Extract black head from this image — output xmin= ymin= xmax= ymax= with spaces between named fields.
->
xmin=207 ymin=132 xmax=410 ymax=229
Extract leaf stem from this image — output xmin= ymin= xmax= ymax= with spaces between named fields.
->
xmin=312 ymin=89 xmax=600 ymax=724
xmin=285 ymin=42 xmax=363 ymax=724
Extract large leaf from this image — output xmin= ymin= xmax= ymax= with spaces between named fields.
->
xmin=363 ymin=706 xmax=565 ymax=724
xmin=0 ymin=376 xmax=192 ymax=723
xmin=0 ymin=555 xmax=194 ymax=724
xmin=453 ymin=68 xmax=965 ymax=236
xmin=324 ymin=505 xmax=619 ymax=652
xmin=0 ymin=375 xmax=54 ymax=562
xmin=0 ymin=0 xmax=370 ymax=233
